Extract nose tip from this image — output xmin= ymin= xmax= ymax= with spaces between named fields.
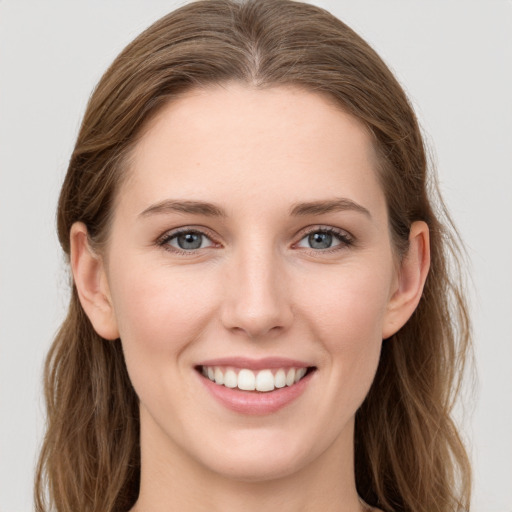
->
xmin=227 ymin=301 xmax=288 ymax=339
xmin=220 ymin=256 xmax=293 ymax=340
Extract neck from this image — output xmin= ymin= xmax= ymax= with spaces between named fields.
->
xmin=131 ymin=412 xmax=364 ymax=512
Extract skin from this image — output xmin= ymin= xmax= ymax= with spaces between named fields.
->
xmin=71 ymin=84 xmax=429 ymax=512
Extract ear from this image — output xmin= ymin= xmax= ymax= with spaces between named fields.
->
xmin=70 ymin=222 xmax=120 ymax=340
xmin=382 ymin=221 xmax=430 ymax=339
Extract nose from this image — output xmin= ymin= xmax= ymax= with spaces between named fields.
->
xmin=220 ymin=245 xmax=293 ymax=340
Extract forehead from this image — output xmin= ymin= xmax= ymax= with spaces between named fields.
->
xmin=120 ymin=83 xmax=385 ymax=217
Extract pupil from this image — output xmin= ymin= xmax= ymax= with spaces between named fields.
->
xmin=177 ymin=232 xmax=202 ymax=250
xmin=309 ymin=232 xmax=332 ymax=249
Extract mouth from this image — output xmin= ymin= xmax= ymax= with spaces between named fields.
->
xmin=196 ymin=365 xmax=316 ymax=392
xmin=196 ymin=363 xmax=317 ymax=415
xmin=194 ymin=357 xmax=317 ymax=414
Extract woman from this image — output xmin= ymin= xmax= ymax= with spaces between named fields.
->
xmin=35 ymin=0 xmax=472 ymax=511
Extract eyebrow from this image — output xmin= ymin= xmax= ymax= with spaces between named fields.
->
xmin=139 ymin=200 xmax=227 ymax=218
xmin=289 ymin=198 xmax=371 ymax=218
xmin=139 ymin=197 xmax=371 ymax=219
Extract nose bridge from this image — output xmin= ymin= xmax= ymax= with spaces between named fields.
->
xmin=221 ymin=238 xmax=292 ymax=338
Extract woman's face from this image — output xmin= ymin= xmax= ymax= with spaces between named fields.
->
xmin=97 ymin=84 xmax=407 ymax=481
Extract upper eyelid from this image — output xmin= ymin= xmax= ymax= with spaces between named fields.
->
xmin=157 ymin=226 xmax=218 ymax=243
xmin=294 ymin=224 xmax=353 ymax=241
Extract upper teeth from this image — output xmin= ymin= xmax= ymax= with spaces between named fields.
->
xmin=202 ymin=366 xmax=308 ymax=392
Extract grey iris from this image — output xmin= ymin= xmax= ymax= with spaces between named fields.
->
xmin=308 ymin=232 xmax=333 ymax=249
xmin=177 ymin=232 xmax=203 ymax=250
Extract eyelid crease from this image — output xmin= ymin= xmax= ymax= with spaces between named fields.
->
xmin=156 ymin=224 xmax=218 ymax=240
xmin=294 ymin=224 xmax=354 ymax=242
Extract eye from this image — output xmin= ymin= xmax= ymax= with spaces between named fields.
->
xmin=296 ymin=228 xmax=353 ymax=251
xmin=158 ymin=229 xmax=216 ymax=252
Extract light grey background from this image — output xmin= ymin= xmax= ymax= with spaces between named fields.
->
xmin=1 ymin=1 xmax=511 ymax=511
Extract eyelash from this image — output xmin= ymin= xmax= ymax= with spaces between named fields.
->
xmin=156 ymin=227 xmax=219 ymax=256
xmin=295 ymin=226 xmax=354 ymax=254
xmin=156 ymin=226 xmax=354 ymax=256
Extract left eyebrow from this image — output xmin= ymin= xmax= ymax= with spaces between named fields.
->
xmin=289 ymin=198 xmax=371 ymax=218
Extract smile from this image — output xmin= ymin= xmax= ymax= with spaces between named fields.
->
xmin=195 ymin=359 xmax=317 ymax=415
xmin=200 ymin=365 xmax=310 ymax=392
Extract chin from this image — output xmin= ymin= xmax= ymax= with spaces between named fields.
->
xmin=204 ymin=452 xmax=308 ymax=483
xmin=190 ymin=429 xmax=320 ymax=483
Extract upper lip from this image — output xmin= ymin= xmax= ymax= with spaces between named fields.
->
xmin=195 ymin=357 xmax=314 ymax=371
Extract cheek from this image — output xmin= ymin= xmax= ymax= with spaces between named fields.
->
xmin=303 ymin=262 xmax=392 ymax=345
xmin=299 ymin=262 xmax=392 ymax=399
xmin=107 ymin=261 xmax=225 ymax=419
xmin=108 ymin=260 xmax=219 ymax=366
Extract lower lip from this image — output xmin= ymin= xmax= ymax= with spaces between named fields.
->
xmin=198 ymin=370 xmax=314 ymax=415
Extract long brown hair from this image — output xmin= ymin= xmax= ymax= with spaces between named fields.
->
xmin=35 ymin=1 xmax=472 ymax=510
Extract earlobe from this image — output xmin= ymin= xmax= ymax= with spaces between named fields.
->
xmin=70 ymin=222 xmax=120 ymax=341
xmin=382 ymin=221 xmax=430 ymax=339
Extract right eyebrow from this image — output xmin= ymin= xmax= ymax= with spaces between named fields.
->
xmin=138 ymin=199 xmax=227 ymax=218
